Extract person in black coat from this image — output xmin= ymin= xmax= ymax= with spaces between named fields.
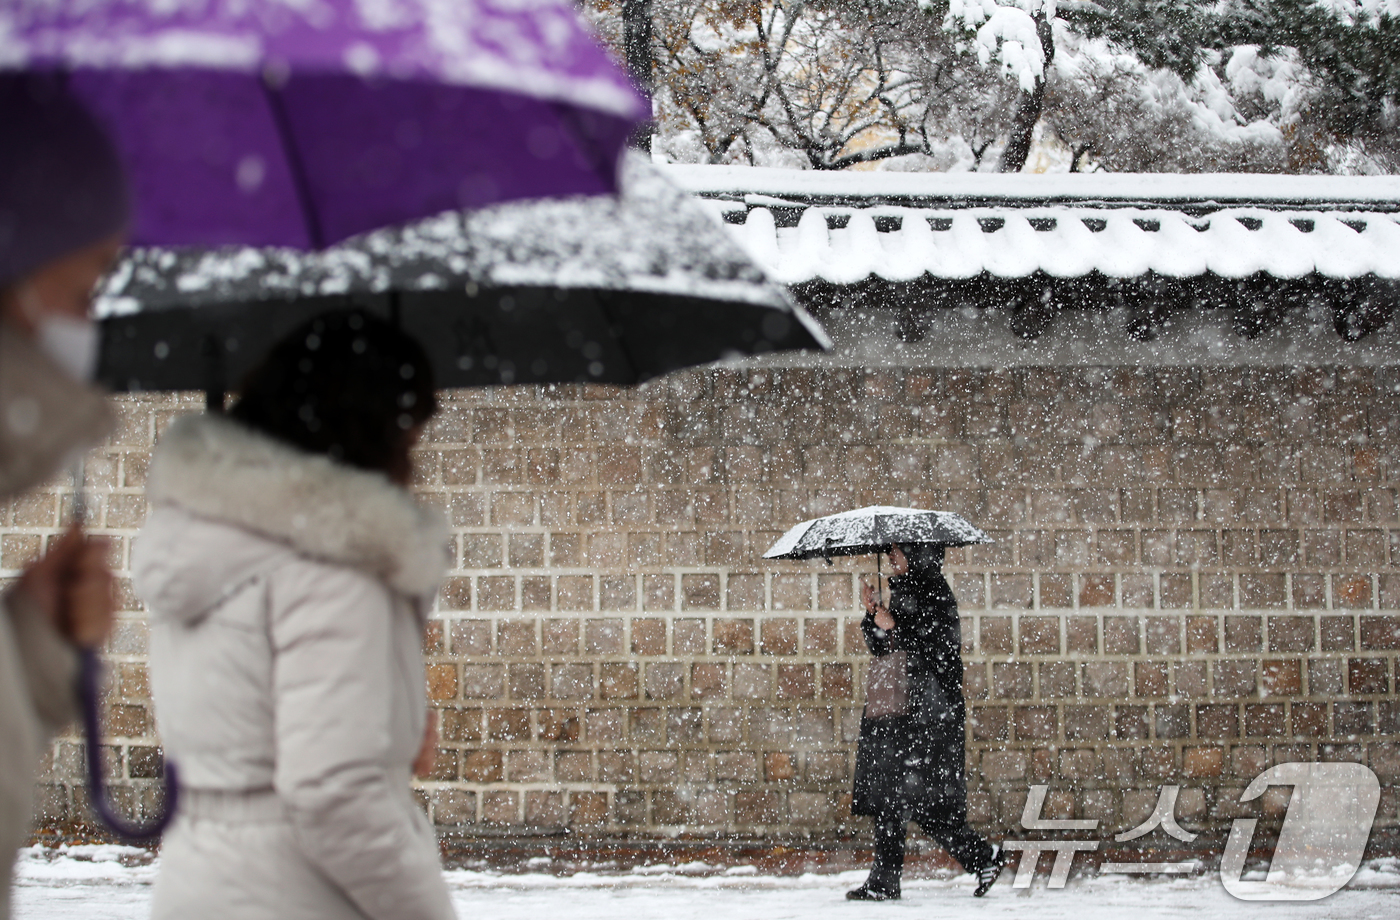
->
xmin=847 ymin=542 xmax=1004 ymax=901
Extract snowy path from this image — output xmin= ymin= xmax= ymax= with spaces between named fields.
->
xmin=13 ymin=846 xmax=1400 ymax=920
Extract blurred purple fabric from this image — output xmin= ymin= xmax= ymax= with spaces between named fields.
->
xmin=2 ymin=0 xmax=648 ymax=249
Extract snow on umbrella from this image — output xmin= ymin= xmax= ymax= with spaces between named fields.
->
xmin=763 ymin=505 xmax=994 ymax=563
xmin=2 ymin=0 xmax=648 ymax=250
xmin=95 ymin=155 xmax=831 ymax=401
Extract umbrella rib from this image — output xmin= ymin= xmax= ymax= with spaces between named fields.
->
xmin=261 ymin=78 xmax=326 ymax=250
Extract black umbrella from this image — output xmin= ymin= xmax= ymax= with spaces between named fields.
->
xmin=763 ymin=505 xmax=993 ymax=612
xmin=763 ymin=505 xmax=993 ymax=562
xmin=96 ymin=155 xmax=829 ymax=406
xmin=83 ymin=159 xmax=825 ymax=841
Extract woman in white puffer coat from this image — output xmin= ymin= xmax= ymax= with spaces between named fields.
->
xmin=132 ymin=311 xmax=456 ymax=920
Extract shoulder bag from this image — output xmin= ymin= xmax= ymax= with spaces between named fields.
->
xmin=865 ymin=649 xmax=908 ymax=719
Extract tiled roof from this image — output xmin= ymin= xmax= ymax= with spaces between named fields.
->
xmin=703 ymin=205 xmax=1400 ymax=284
xmin=662 ymin=166 xmax=1400 ymax=284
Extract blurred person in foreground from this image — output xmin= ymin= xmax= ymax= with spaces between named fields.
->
xmin=133 ymin=310 xmax=456 ymax=920
xmin=0 ymin=75 xmax=122 ymax=918
xmin=847 ymin=543 xmax=1004 ymax=901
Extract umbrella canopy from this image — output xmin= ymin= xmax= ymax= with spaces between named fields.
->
xmin=763 ymin=506 xmax=993 ymax=561
xmin=95 ymin=155 xmax=830 ymax=395
xmin=2 ymin=0 xmax=647 ymax=249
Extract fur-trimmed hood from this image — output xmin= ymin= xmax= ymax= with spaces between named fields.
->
xmin=141 ymin=413 xmax=447 ymax=607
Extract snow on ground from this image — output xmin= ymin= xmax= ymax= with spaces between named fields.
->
xmin=12 ymin=846 xmax=1400 ymax=920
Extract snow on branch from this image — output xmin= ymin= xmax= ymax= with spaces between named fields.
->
xmin=944 ymin=0 xmax=1053 ymax=92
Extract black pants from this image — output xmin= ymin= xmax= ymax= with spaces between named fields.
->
xmin=866 ymin=808 xmax=993 ymax=892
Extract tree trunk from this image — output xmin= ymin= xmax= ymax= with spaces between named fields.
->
xmin=623 ymin=0 xmax=654 ymax=152
xmin=997 ymin=11 xmax=1054 ymax=173
xmin=998 ymin=81 xmax=1044 ymax=172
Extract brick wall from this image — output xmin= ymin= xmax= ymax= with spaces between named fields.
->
xmin=7 ymin=365 xmax=1399 ymax=848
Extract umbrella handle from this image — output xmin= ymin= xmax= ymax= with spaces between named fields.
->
xmin=78 ymin=648 xmax=179 ymax=842
xmin=876 ymin=551 xmax=883 ymax=610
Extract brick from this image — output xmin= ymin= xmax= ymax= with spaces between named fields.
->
xmin=1155 ymin=703 xmax=1189 ymax=738
xmin=1309 ymin=659 xmax=1344 ymax=695
xmin=432 ymin=789 xmax=477 ymax=825
xmin=600 ymin=576 xmax=636 ymax=611
xmin=451 ymin=620 xmax=491 ymax=655
xmin=970 ymin=705 xmax=1009 ymax=741
xmin=1014 ymin=706 xmax=1056 ymax=739
xmin=817 ymin=574 xmax=853 ymax=610
xmin=803 ymin=618 xmax=837 ymax=654
xmin=631 ymin=618 xmax=667 ymax=655
xmin=727 ymin=574 xmax=765 ymax=611
xmin=1240 ymin=574 xmax=1286 ymax=609
xmin=733 ymin=663 xmax=770 ymax=699
xmin=543 ymin=618 xmax=580 ymax=654
xmin=1162 ymin=575 xmax=1194 ymax=609
xmin=1183 ymin=746 xmax=1224 ymax=777
xmin=1213 ymin=660 xmax=1258 ymax=698
xmin=1321 ymin=616 xmax=1355 ymax=651
xmin=759 ymin=618 xmax=798 ymax=656
xmin=992 ymin=662 xmax=1033 ymax=699
xmin=1244 ymin=704 xmax=1286 ymax=737
xmin=599 ymin=663 xmax=638 ymax=699
xmin=822 ymin=664 xmax=852 ymax=699
xmin=1039 ymin=661 xmax=1076 ymax=698
xmin=1103 ymin=617 xmax=1139 ymax=654
xmin=714 ymin=618 xmax=754 ymax=655
xmin=682 ymin=573 xmax=721 ymax=609
xmin=1082 ymin=662 xmax=1129 ymax=698
xmin=771 ymin=574 xmax=812 ymax=611
xmin=644 ymin=574 xmax=676 ymax=611
xmin=507 ymin=663 xmax=544 ymax=700
xmin=1019 ymin=616 xmax=1060 ymax=654
xmin=1224 ymin=616 xmax=1262 ymax=652
xmin=777 ymin=664 xmax=815 ymax=699
xmin=1038 ymin=574 xmax=1072 ymax=608
xmin=1268 ymin=616 xmax=1315 ymax=652
xmin=1135 ymin=661 xmax=1169 ymax=697
xmin=1079 ymin=575 xmax=1115 ymax=607
xmin=1065 ymin=616 xmax=1098 ymax=654
xmin=990 ymin=574 xmax=1033 ymax=609
xmin=980 ymin=617 xmax=1013 ymax=654
xmin=585 ymin=619 xmax=625 ymax=654
xmin=1197 ymin=704 xmax=1238 ymax=739
xmin=673 ymin=619 xmax=706 ymax=654
xmin=644 ymin=663 xmax=685 ymax=700
xmin=764 ymin=752 xmax=797 ymax=781
xmin=735 ymin=791 xmax=783 ymax=825
xmin=1349 ymin=658 xmax=1390 ymax=694
xmin=569 ymin=792 xmax=609 ymax=826
xmin=1360 ymin=616 xmax=1400 ymax=650
xmin=482 ymin=791 xmax=520 ymax=825
xmin=1292 ymin=702 xmax=1327 ymax=737
xmin=538 ymin=710 xmax=580 ymax=742
xmin=1144 ymin=616 xmax=1181 ymax=654
xmin=1335 ymin=702 xmax=1374 ymax=736
xmin=551 ymin=576 xmax=590 ymax=613
xmin=1261 ymin=659 xmax=1302 ymax=697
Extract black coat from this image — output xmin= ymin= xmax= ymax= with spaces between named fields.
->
xmin=851 ymin=566 xmax=967 ymax=822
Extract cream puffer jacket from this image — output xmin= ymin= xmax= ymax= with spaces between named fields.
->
xmin=132 ymin=414 xmax=455 ymax=920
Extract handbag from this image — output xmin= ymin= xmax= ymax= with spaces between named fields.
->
xmin=865 ymin=649 xmax=908 ymax=718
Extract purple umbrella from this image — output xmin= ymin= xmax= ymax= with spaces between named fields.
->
xmin=2 ymin=0 xmax=648 ymax=249
xmin=4 ymin=0 xmax=645 ymax=844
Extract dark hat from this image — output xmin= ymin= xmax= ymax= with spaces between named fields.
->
xmin=0 ymin=74 xmax=130 ymax=287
